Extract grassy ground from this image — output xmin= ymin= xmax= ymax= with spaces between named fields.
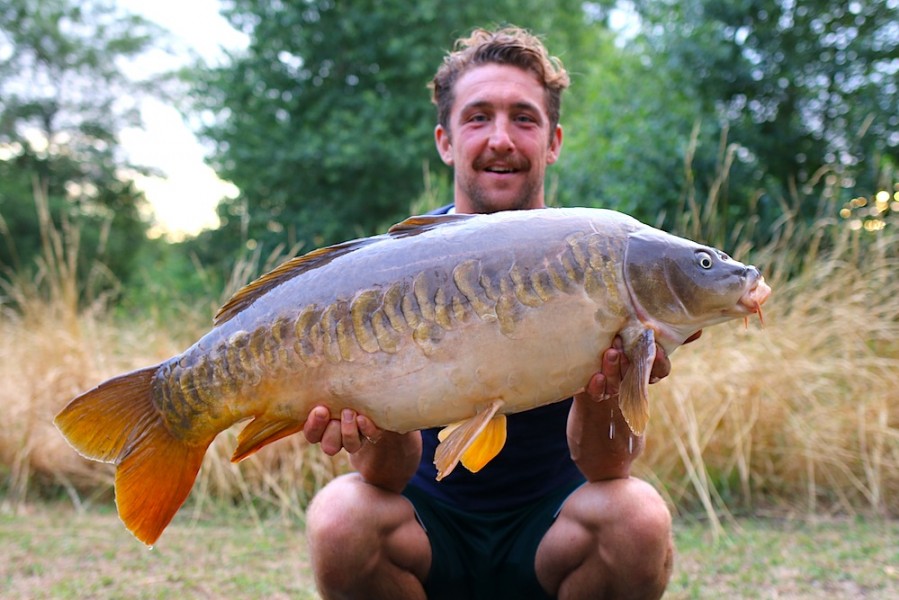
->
xmin=2 ymin=502 xmax=897 ymax=599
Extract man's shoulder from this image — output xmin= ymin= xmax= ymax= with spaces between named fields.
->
xmin=426 ymin=203 xmax=455 ymax=215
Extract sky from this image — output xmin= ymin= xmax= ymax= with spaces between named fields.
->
xmin=116 ymin=0 xmax=248 ymax=239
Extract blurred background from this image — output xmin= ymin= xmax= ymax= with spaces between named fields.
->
xmin=1 ymin=0 xmax=897 ymax=533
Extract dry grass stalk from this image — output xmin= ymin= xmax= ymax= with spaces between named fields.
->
xmin=638 ymin=222 xmax=899 ymax=518
xmin=2 ymin=172 xmax=897 ymax=524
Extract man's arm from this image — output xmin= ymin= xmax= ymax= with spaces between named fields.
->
xmin=303 ymin=407 xmax=421 ymax=493
xmin=567 ymin=338 xmax=672 ymax=481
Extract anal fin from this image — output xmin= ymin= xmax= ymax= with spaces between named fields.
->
xmin=434 ymin=400 xmax=506 ymax=480
xmin=619 ymin=328 xmax=656 ymax=435
xmin=231 ymin=417 xmax=303 ymax=462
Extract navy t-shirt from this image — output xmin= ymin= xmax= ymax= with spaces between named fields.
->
xmin=408 ymin=399 xmax=585 ymax=512
xmin=405 ymin=204 xmax=586 ymax=511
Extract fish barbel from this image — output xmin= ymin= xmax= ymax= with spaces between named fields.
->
xmin=55 ymin=207 xmax=771 ymax=544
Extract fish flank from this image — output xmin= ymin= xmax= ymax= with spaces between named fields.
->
xmin=371 ymin=310 xmax=401 ymax=353
xmin=479 ymin=268 xmax=503 ymax=301
xmin=509 ymin=263 xmax=544 ymax=308
xmin=210 ymin=353 xmax=239 ymax=398
xmin=566 ymin=233 xmax=589 ymax=270
xmin=294 ymin=305 xmax=324 ymax=366
xmin=413 ymin=272 xmax=438 ymax=322
xmin=382 ymin=284 xmax=410 ymax=333
xmin=494 ymin=294 xmax=524 ymax=336
xmin=188 ymin=356 xmax=217 ymax=409
xmin=452 ymin=295 xmax=468 ymax=323
xmin=270 ymin=315 xmax=295 ymax=365
xmin=320 ymin=301 xmax=348 ymax=364
xmin=412 ymin=322 xmax=443 ymax=356
xmin=335 ymin=317 xmax=355 ymax=361
xmin=433 ymin=287 xmax=453 ymax=329
xmin=530 ymin=267 xmax=556 ymax=302
xmin=401 ymin=289 xmax=423 ymax=329
xmin=251 ymin=327 xmax=278 ymax=373
xmin=452 ymin=259 xmax=494 ymax=319
xmin=546 ymin=256 xmax=577 ymax=293
xmin=351 ymin=290 xmax=383 ymax=353
xmin=559 ymin=246 xmax=586 ymax=284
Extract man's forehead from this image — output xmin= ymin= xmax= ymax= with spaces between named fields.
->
xmin=451 ymin=64 xmax=548 ymax=114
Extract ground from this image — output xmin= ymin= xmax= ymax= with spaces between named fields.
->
xmin=1 ymin=502 xmax=897 ymax=599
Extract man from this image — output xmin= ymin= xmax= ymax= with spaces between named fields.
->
xmin=303 ymin=27 xmax=675 ymax=599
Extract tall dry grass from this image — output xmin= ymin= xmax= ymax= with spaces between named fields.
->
xmin=639 ymin=156 xmax=899 ymax=528
xmin=1 ymin=171 xmax=896 ymax=528
xmin=0 ymin=184 xmax=346 ymax=518
xmin=640 ymin=224 xmax=898 ymax=524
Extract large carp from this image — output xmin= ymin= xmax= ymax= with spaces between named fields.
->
xmin=55 ymin=207 xmax=770 ymax=545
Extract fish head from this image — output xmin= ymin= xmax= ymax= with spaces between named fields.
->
xmin=623 ymin=228 xmax=772 ymax=345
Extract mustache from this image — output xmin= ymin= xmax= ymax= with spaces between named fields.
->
xmin=473 ymin=153 xmax=530 ymax=171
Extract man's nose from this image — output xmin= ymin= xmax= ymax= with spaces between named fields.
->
xmin=487 ymin=117 xmax=514 ymax=153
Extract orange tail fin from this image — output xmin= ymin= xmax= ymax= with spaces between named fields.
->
xmin=54 ymin=366 xmax=210 ymax=546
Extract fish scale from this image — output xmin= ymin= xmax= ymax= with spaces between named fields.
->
xmin=54 ymin=207 xmax=771 ymax=545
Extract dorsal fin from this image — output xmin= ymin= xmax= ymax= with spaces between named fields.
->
xmin=213 ymin=214 xmax=474 ymax=327
xmin=387 ymin=213 xmax=474 ymax=236
xmin=213 ymin=237 xmax=379 ymax=326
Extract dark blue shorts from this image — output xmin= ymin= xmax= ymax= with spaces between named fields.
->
xmin=402 ymin=480 xmax=584 ymax=600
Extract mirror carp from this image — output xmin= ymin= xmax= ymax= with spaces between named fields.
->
xmin=55 ymin=207 xmax=771 ymax=544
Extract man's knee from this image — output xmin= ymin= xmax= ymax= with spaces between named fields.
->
xmin=306 ymin=475 xmax=430 ymax=599
xmin=619 ymin=478 xmax=672 ymax=545
xmin=548 ymin=478 xmax=673 ymax=598
xmin=603 ymin=479 xmax=673 ymax=596
xmin=306 ymin=475 xmax=371 ymax=556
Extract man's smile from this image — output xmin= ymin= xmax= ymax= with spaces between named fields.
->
xmin=475 ymin=154 xmax=530 ymax=175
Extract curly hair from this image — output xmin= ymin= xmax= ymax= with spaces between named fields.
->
xmin=429 ymin=27 xmax=570 ymax=135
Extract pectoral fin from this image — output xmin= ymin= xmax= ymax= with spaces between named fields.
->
xmin=434 ymin=400 xmax=506 ymax=480
xmin=619 ymin=328 xmax=656 ymax=435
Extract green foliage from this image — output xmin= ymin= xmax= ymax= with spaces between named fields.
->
xmin=187 ymin=0 xmax=592 ymax=277
xmin=627 ymin=0 xmax=899 ymax=237
xmin=555 ymin=22 xmax=704 ymax=225
xmin=0 ymin=0 xmax=167 ymax=299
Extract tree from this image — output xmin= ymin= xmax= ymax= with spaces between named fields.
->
xmin=189 ymin=0 xmax=591 ymax=272
xmin=0 ymin=0 xmax=165 ymax=295
xmin=555 ymin=18 xmax=705 ymax=227
xmin=628 ymin=0 xmax=899 ymax=232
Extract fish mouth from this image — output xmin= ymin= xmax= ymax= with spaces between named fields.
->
xmin=738 ymin=277 xmax=772 ymax=325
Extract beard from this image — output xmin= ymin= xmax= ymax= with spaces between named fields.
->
xmin=460 ymin=153 xmax=543 ymax=214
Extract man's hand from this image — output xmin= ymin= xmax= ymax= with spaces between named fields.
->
xmin=303 ymin=406 xmax=383 ymax=456
xmin=303 ymin=405 xmax=421 ymax=493
xmin=579 ymin=335 xmax=672 ymax=402
xmin=568 ymin=334 xmax=680 ymax=481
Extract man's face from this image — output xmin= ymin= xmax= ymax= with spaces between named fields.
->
xmin=435 ymin=64 xmax=563 ymax=215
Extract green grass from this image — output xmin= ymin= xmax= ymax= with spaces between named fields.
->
xmin=2 ymin=502 xmax=897 ymax=599
xmin=668 ymin=516 xmax=899 ymax=599
xmin=0 ymin=502 xmax=319 ymax=599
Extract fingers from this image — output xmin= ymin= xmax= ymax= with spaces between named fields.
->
xmin=303 ymin=406 xmax=331 ymax=444
xmin=684 ymin=330 xmax=703 ymax=344
xmin=303 ymin=406 xmax=382 ymax=456
xmin=356 ymin=414 xmax=383 ymax=445
xmin=650 ymin=344 xmax=671 ymax=383
xmin=601 ymin=347 xmax=623 ymax=392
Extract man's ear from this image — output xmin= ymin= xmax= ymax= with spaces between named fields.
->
xmin=546 ymin=125 xmax=563 ymax=165
xmin=435 ymin=124 xmax=453 ymax=166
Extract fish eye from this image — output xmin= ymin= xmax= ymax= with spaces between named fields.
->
xmin=697 ymin=251 xmax=714 ymax=269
